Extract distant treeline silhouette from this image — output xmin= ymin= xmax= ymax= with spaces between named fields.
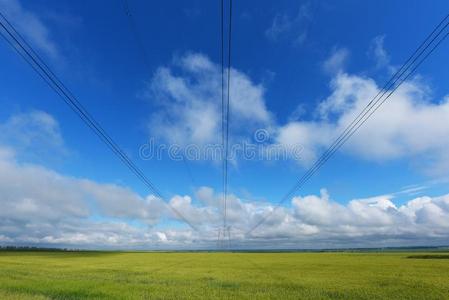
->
xmin=0 ymin=246 xmax=80 ymax=252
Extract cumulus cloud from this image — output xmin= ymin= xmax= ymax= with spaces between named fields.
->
xmin=265 ymin=3 xmax=312 ymax=45
xmin=146 ymin=53 xmax=272 ymax=146
xmin=0 ymin=0 xmax=59 ymax=59
xmin=246 ymin=189 xmax=449 ymax=248
xmin=0 ymin=148 xmax=168 ymax=223
xmin=274 ymin=71 xmax=449 ymax=173
xmin=2 ymin=139 xmax=449 ymax=249
xmin=0 ymin=109 xmax=220 ymax=248
xmin=0 ymin=146 xmax=221 ymax=249
xmin=0 ymin=111 xmax=188 ymax=246
xmin=270 ymin=42 xmax=449 ymax=173
xmin=145 ymin=47 xmax=449 ymax=173
xmin=154 ymin=186 xmax=449 ymax=248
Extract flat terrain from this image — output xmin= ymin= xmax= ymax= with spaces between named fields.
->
xmin=0 ymin=251 xmax=448 ymax=299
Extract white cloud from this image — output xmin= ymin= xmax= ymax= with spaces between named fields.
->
xmin=146 ymin=53 xmax=272 ymax=146
xmin=0 ymin=109 xmax=220 ymax=248
xmin=293 ymin=189 xmax=351 ymax=226
xmin=193 ymin=187 xmax=449 ymax=248
xmin=286 ymin=190 xmax=449 ymax=246
xmin=0 ymin=0 xmax=59 ymax=59
xmin=0 ymin=110 xmax=67 ymax=161
xmin=0 ymin=146 xmax=217 ymax=248
xmin=368 ymin=35 xmax=390 ymax=68
xmin=265 ymin=3 xmax=312 ymax=45
xmin=0 ymin=109 xmax=180 ymax=246
xmin=80 ymin=181 xmax=165 ymax=224
xmin=275 ymin=121 xmax=333 ymax=163
xmin=322 ymin=47 xmax=349 ymax=74
xmin=146 ymin=48 xmax=449 ymax=174
xmin=274 ymin=71 xmax=449 ymax=173
xmin=195 ymin=186 xmax=219 ymax=207
xmin=318 ymin=72 xmax=377 ymax=119
xmin=2 ymin=142 xmax=449 ymax=249
xmin=0 ymin=149 xmax=167 ymax=224
xmin=169 ymin=194 xmax=218 ymax=225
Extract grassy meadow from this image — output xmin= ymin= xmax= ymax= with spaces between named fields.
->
xmin=0 ymin=251 xmax=448 ymax=299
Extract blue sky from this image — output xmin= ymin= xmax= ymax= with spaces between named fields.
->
xmin=0 ymin=0 xmax=449 ymax=249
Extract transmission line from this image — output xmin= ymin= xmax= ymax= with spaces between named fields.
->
xmin=220 ymin=0 xmax=226 ymax=228
xmin=218 ymin=0 xmax=233 ymax=248
xmin=224 ymin=0 xmax=233 ymax=229
xmin=0 ymin=11 xmax=200 ymax=233
xmin=246 ymin=12 xmax=449 ymax=236
xmin=217 ymin=0 xmax=233 ymax=248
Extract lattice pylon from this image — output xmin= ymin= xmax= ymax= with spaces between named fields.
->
xmin=217 ymin=226 xmax=231 ymax=249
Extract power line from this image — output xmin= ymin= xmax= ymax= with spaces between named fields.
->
xmin=217 ymin=0 xmax=233 ymax=248
xmin=246 ymin=13 xmax=449 ymax=236
xmin=223 ymin=0 xmax=233 ymax=235
xmin=220 ymin=0 xmax=226 ymax=229
xmin=247 ymin=17 xmax=448 ymax=236
xmin=271 ymin=16 xmax=449 ymax=211
xmin=121 ymin=0 xmax=200 ymax=190
xmin=0 ymin=11 xmax=200 ymax=233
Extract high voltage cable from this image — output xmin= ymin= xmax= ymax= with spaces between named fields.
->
xmin=218 ymin=0 xmax=232 ymax=248
xmin=223 ymin=0 xmax=233 ymax=237
xmin=270 ymin=15 xmax=449 ymax=215
xmin=0 ymin=11 xmax=200 ymax=233
xmin=220 ymin=0 xmax=226 ymax=230
xmin=246 ymin=15 xmax=448 ymax=236
xmin=121 ymin=0 xmax=200 ymax=190
xmin=246 ymin=13 xmax=449 ymax=236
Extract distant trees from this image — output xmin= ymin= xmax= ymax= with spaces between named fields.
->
xmin=0 ymin=246 xmax=79 ymax=252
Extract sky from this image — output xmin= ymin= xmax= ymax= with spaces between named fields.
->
xmin=0 ymin=0 xmax=449 ymax=249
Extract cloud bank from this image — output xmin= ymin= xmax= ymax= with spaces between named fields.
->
xmin=2 ymin=144 xmax=449 ymax=249
xmin=0 ymin=111 xmax=448 ymax=249
xmin=0 ymin=108 xmax=447 ymax=250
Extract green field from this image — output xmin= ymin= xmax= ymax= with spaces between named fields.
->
xmin=0 ymin=251 xmax=448 ymax=299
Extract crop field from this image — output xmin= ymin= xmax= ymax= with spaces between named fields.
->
xmin=0 ymin=251 xmax=448 ymax=299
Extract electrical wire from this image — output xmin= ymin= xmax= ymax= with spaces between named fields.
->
xmin=245 ymin=13 xmax=449 ymax=236
xmin=0 ymin=11 xmax=200 ymax=233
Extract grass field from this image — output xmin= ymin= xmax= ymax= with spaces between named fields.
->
xmin=0 ymin=251 xmax=449 ymax=299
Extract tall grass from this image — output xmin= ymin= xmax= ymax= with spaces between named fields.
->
xmin=0 ymin=251 xmax=448 ymax=299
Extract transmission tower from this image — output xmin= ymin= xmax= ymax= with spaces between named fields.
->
xmin=217 ymin=226 xmax=231 ymax=249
